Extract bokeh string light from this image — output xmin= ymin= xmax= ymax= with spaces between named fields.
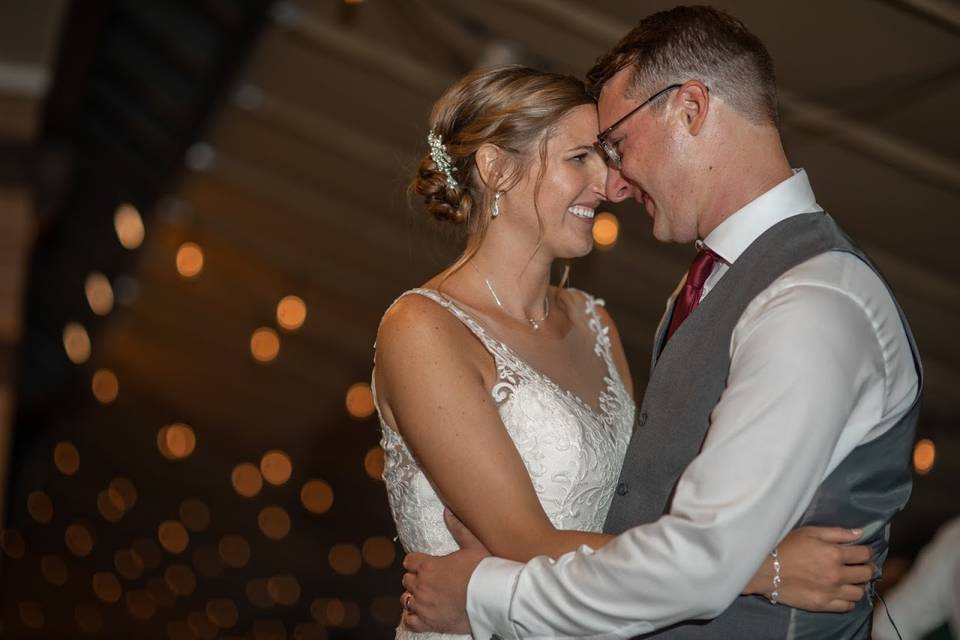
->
xmin=65 ymin=523 xmax=94 ymax=557
xmin=114 ymin=203 xmax=145 ymax=249
xmin=53 ymin=442 xmax=80 ymax=475
xmin=84 ymin=272 xmax=114 ymax=315
xmin=157 ymin=423 xmax=197 ymax=460
xmin=250 ymin=327 xmax=281 ymax=363
xmin=231 ymin=463 xmax=264 ymax=498
xmin=260 ymin=450 xmax=292 ymax=486
xmin=300 ymin=479 xmax=334 ymax=514
xmin=91 ymin=368 xmax=119 ymax=404
xmin=176 ymin=242 xmax=204 ymax=278
xmin=62 ymin=322 xmax=91 ymax=364
xmin=592 ymin=211 xmax=620 ymax=248
xmin=345 ymin=382 xmax=375 ymax=419
xmin=913 ymin=438 xmax=936 ymax=474
xmin=276 ymin=295 xmax=307 ymax=331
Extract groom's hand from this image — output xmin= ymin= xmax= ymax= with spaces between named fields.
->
xmin=401 ymin=509 xmax=491 ymax=634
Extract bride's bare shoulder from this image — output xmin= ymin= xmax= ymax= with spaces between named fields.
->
xmin=376 ymin=290 xmax=476 ymax=363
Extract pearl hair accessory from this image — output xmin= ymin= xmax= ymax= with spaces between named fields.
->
xmin=427 ymin=131 xmax=458 ymax=189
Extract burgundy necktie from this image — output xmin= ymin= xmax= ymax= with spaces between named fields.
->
xmin=665 ymin=248 xmax=719 ymax=342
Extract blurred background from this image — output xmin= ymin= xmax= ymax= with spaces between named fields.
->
xmin=0 ymin=0 xmax=956 ymax=638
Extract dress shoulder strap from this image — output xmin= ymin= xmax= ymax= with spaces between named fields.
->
xmin=378 ymin=288 xmax=507 ymax=360
xmin=569 ymin=288 xmax=619 ymax=374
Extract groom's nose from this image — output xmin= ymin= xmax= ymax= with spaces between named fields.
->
xmin=605 ymin=166 xmax=634 ymax=203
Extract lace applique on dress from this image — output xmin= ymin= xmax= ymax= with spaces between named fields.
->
xmin=374 ymin=288 xmax=635 ymax=640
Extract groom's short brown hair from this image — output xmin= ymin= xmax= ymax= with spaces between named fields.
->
xmin=586 ymin=6 xmax=779 ymax=126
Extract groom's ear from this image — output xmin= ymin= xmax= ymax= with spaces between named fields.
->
xmin=676 ymin=80 xmax=710 ymax=136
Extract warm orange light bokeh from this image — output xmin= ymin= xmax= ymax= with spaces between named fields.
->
xmin=250 ymin=327 xmax=280 ymax=363
xmin=345 ymin=382 xmax=375 ymax=419
xmin=157 ymin=521 xmax=189 ymax=554
xmin=27 ymin=491 xmax=53 ymax=524
xmin=218 ymin=535 xmax=251 ymax=569
xmin=328 ymin=543 xmax=362 ymax=576
xmin=92 ymin=572 xmax=122 ymax=603
xmin=176 ymin=242 xmax=204 ymax=278
xmin=276 ymin=295 xmax=307 ymax=331
xmin=364 ymin=446 xmax=385 ymax=480
xmin=85 ymin=272 xmax=114 ymax=316
xmin=231 ymin=463 xmax=263 ymax=498
xmin=267 ymin=574 xmax=301 ymax=606
xmin=157 ymin=423 xmax=196 ymax=460
xmin=65 ymin=523 xmax=94 ymax=557
xmin=301 ymin=479 xmax=334 ymax=514
xmin=53 ymin=442 xmax=80 ymax=475
xmin=91 ymin=368 xmax=119 ymax=404
xmin=914 ymin=438 xmax=936 ymax=474
xmin=109 ymin=477 xmax=137 ymax=511
xmin=257 ymin=506 xmax=291 ymax=540
xmin=63 ymin=322 xmax=91 ymax=364
xmin=114 ymin=203 xmax=145 ymax=249
xmin=260 ymin=450 xmax=292 ymax=486
xmin=362 ymin=536 xmax=396 ymax=569
xmin=592 ymin=212 xmax=619 ymax=248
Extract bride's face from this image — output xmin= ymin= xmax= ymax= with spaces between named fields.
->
xmin=501 ymin=104 xmax=607 ymax=260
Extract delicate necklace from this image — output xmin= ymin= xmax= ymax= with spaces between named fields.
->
xmin=471 ymin=263 xmax=550 ymax=330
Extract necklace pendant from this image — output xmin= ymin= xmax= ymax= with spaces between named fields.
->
xmin=528 ymin=318 xmax=540 ymax=330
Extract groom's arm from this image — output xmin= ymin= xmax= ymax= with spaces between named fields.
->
xmin=466 ymin=280 xmax=914 ymax=639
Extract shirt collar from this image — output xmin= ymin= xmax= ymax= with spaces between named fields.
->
xmin=702 ymin=169 xmax=822 ymax=264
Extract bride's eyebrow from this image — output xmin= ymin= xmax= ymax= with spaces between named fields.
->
xmin=567 ymin=145 xmax=595 ymax=153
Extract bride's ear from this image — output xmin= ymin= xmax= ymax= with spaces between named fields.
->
xmin=475 ymin=143 xmax=505 ymax=191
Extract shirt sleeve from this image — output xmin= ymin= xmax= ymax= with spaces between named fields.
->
xmin=467 ymin=281 xmax=891 ymax=640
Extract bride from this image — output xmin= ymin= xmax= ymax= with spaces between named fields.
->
xmin=372 ymin=65 xmax=870 ymax=639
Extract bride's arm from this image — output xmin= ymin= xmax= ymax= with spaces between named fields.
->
xmin=376 ymin=294 xmax=609 ymax=562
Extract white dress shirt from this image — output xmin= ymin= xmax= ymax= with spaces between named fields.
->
xmin=466 ymin=169 xmax=921 ymax=639
xmin=873 ymin=517 xmax=960 ymax=640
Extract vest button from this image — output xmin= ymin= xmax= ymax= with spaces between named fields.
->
xmin=638 ymin=411 xmax=648 ymax=427
xmin=616 ymin=481 xmax=629 ymax=496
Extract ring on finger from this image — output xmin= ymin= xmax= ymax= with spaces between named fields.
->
xmin=403 ymin=592 xmax=414 ymax=613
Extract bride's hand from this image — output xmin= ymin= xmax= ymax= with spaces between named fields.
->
xmin=743 ymin=526 xmax=875 ymax=611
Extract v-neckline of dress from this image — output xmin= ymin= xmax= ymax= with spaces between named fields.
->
xmin=412 ymin=288 xmax=626 ymax=422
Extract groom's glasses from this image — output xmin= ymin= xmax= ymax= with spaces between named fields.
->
xmin=596 ymin=83 xmax=682 ymax=169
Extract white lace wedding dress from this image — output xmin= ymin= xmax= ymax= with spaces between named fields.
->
xmin=374 ymin=288 xmax=635 ymax=640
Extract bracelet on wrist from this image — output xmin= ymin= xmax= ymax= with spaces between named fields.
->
xmin=768 ymin=547 xmax=781 ymax=605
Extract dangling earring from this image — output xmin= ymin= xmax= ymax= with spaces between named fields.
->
xmin=491 ymin=191 xmax=502 ymax=218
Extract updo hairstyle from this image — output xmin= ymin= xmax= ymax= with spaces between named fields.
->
xmin=412 ymin=65 xmax=592 ymax=239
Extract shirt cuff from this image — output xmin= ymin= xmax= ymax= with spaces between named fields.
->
xmin=467 ymin=556 xmax=523 ymax=640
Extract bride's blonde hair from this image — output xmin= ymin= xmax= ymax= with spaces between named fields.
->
xmin=411 ymin=64 xmax=592 ymax=286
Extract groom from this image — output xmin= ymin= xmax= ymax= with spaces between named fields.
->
xmin=401 ymin=6 xmax=922 ymax=639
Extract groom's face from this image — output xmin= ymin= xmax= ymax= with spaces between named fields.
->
xmin=597 ymin=69 xmax=700 ymax=244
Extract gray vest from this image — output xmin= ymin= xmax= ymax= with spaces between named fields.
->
xmin=604 ymin=212 xmax=922 ymax=639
